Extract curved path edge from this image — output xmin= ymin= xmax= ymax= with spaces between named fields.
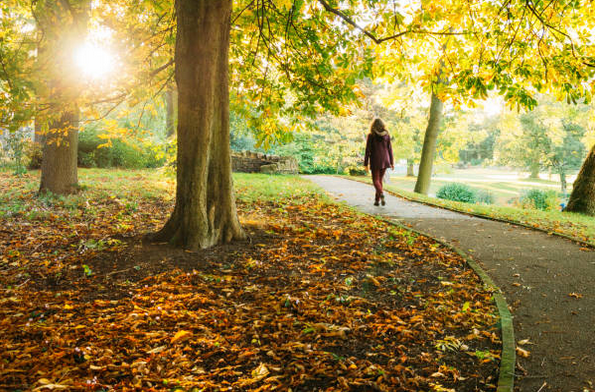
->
xmin=313 ymin=177 xmax=516 ymax=391
xmin=373 ymin=215 xmax=515 ymax=392
xmin=341 ymin=175 xmax=594 ymax=249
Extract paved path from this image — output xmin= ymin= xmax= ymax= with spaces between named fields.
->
xmin=307 ymin=175 xmax=595 ymax=392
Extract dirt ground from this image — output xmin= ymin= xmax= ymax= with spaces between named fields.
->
xmin=308 ymin=175 xmax=595 ymax=392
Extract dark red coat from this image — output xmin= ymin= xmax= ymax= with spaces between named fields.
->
xmin=364 ymin=133 xmax=394 ymax=170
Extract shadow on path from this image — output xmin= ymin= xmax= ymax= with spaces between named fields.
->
xmin=307 ymin=175 xmax=595 ymax=392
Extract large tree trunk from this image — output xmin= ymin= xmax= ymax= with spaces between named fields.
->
xmin=565 ymin=144 xmax=595 ymax=215
xmin=414 ymin=91 xmax=443 ymax=194
xmin=39 ymin=109 xmax=79 ymax=194
xmin=37 ymin=0 xmax=89 ymax=194
xmin=152 ymin=0 xmax=245 ymax=249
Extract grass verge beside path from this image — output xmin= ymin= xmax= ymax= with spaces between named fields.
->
xmin=346 ymin=175 xmax=595 ymax=247
xmin=2 ymin=170 xmax=499 ymax=391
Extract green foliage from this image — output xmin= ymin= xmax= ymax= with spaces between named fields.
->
xmin=24 ymin=140 xmax=42 ymax=169
xmin=475 ymin=190 xmax=495 ymax=205
xmin=495 ymin=96 xmax=589 ymax=183
xmin=1 ymin=128 xmax=29 ymax=174
xmin=274 ymin=137 xmax=314 ymax=174
xmin=436 ymin=183 xmax=476 ymax=203
xmin=78 ymin=126 xmax=165 ymax=169
xmin=519 ymin=189 xmax=560 ymax=211
xmin=346 ymin=165 xmax=367 ymax=176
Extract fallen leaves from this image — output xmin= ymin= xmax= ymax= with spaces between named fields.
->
xmin=0 ymin=172 xmax=500 ymax=391
xmin=516 ymin=347 xmax=531 ymax=358
xmin=170 ymin=330 xmax=192 ymax=344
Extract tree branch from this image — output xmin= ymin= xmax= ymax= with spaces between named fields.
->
xmin=317 ymin=0 xmax=470 ymax=44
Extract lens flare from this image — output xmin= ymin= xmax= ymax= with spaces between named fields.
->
xmin=75 ymin=43 xmax=115 ymax=79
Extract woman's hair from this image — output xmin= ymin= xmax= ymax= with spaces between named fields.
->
xmin=370 ymin=118 xmax=387 ymax=135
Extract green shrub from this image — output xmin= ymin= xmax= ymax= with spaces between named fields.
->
xmin=347 ymin=165 xmax=366 ymax=176
xmin=475 ymin=190 xmax=495 ymax=205
xmin=436 ymin=183 xmax=477 ymax=203
xmin=78 ymin=128 xmax=165 ymax=169
xmin=519 ymin=189 xmax=560 ymax=211
xmin=1 ymin=128 xmax=28 ymax=174
xmin=24 ymin=141 xmax=42 ymax=169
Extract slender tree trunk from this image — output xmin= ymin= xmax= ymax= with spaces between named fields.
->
xmin=406 ymin=159 xmax=415 ymax=176
xmin=39 ymin=109 xmax=79 ymax=194
xmin=152 ymin=0 xmax=244 ymax=249
xmin=559 ymin=168 xmax=567 ymax=194
xmin=414 ymin=91 xmax=443 ymax=194
xmin=165 ymin=84 xmax=177 ymax=137
xmin=565 ymin=144 xmax=595 ymax=215
xmin=529 ymin=163 xmax=540 ymax=179
xmin=34 ymin=117 xmax=44 ymax=144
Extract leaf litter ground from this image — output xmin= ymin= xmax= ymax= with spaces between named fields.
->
xmin=1 ymin=171 xmax=500 ymax=391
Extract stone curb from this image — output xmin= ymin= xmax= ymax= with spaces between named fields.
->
xmin=341 ymin=175 xmax=594 ymax=249
xmin=372 ymin=215 xmax=516 ymax=392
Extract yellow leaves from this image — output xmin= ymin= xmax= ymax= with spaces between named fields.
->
xmin=569 ymin=292 xmax=583 ymax=299
xmin=170 ymin=330 xmax=192 ymax=344
xmin=234 ymin=363 xmax=270 ymax=387
xmin=516 ymin=347 xmax=531 ymax=358
xmin=276 ymin=0 xmax=292 ymax=10
xmin=34 ymin=379 xmax=69 ymax=390
xmin=251 ymin=362 xmax=270 ymax=379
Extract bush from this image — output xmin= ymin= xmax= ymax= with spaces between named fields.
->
xmin=519 ymin=189 xmax=560 ymax=211
xmin=436 ymin=183 xmax=477 ymax=203
xmin=1 ymin=128 xmax=29 ymax=174
xmin=475 ymin=190 xmax=495 ymax=205
xmin=347 ymin=165 xmax=367 ymax=176
xmin=78 ymin=128 xmax=165 ymax=169
xmin=24 ymin=141 xmax=42 ymax=169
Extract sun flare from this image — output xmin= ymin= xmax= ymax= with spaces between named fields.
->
xmin=75 ymin=42 xmax=116 ymax=79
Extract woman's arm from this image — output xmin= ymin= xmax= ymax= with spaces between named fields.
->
xmin=364 ymin=134 xmax=371 ymax=167
xmin=388 ymin=137 xmax=394 ymax=169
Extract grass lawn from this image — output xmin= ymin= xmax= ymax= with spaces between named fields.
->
xmin=1 ymin=169 xmax=500 ymax=391
xmin=384 ymin=167 xmax=572 ymax=205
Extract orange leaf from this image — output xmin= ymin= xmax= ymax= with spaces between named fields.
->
xmin=171 ymin=330 xmax=192 ymax=344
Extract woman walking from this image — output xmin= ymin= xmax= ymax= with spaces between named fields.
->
xmin=364 ymin=118 xmax=394 ymax=206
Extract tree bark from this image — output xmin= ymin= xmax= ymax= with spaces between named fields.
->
xmin=529 ymin=163 xmax=540 ymax=179
xmin=559 ymin=168 xmax=567 ymax=194
xmin=565 ymin=144 xmax=595 ymax=215
xmin=37 ymin=0 xmax=90 ymax=194
xmin=39 ymin=109 xmax=79 ymax=194
xmin=152 ymin=0 xmax=245 ymax=249
xmin=165 ymin=84 xmax=177 ymax=137
xmin=406 ymin=159 xmax=415 ymax=176
xmin=34 ymin=117 xmax=44 ymax=144
xmin=414 ymin=91 xmax=443 ymax=195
